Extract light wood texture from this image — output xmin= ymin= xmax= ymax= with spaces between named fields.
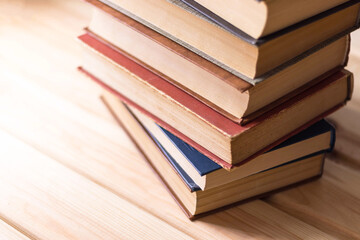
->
xmin=265 ymin=161 xmax=360 ymax=239
xmin=0 ymin=220 xmax=30 ymax=240
xmin=0 ymin=131 xmax=191 ymax=240
xmin=0 ymin=0 xmax=359 ymax=239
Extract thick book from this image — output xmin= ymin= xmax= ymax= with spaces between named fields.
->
xmin=85 ymin=3 xmax=350 ymax=123
xmin=134 ymin=108 xmax=335 ymax=190
xmin=88 ymin=0 xmax=360 ymax=79
xmin=78 ymin=32 xmax=353 ymax=169
xmin=179 ymin=0 xmax=355 ymax=39
xmin=102 ymin=97 xmax=325 ymax=219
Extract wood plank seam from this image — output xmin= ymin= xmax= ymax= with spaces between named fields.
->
xmin=266 ymin=198 xmax=360 ymax=239
xmin=0 ymin=123 xmax=195 ymax=239
xmin=0 ymin=214 xmax=37 ymax=240
xmin=0 ymin=129 xmax=194 ymax=240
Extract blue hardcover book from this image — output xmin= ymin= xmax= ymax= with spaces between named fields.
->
xmin=145 ymin=119 xmax=334 ymax=191
xmin=151 ymin=134 xmax=202 ymax=192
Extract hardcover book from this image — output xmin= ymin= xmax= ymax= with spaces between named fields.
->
xmin=78 ymin=32 xmax=353 ymax=169
xmin=85 ymin=2 xmax=350 ymax=123
xmin=177 ymin=0 xmax=358 ymax=40
xmin=135 ymin=111 xmax=335 ymax=190
xmin=88 ymin=0 xmax=360 ymax=79
xmin=101 ymin=97 xmax=327 ymax=219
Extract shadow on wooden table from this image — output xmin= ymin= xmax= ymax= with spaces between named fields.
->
xmin=197 ymin=157 xmax=360 ymax=239
xmin=328 ymin=104 xmax=360 ymax=169
xmin=198 ymin=199 xmax=332 ymax=239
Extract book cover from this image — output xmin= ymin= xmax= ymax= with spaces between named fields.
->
xmin=178 ymin=0 xmax=360 ymax=45
xmin=93 ymin=0 xmax=359 ymax=81
xmin=154 ymin=120 xmax=335 ymax=176
xmin=150 ymin=124 xmax=329 ymax=192
xmin=83 ymin=17 xmax=348 ymax=124
xmin=101 ymin=96 xmax=325 ymax=220
xmin=151 ymin=133 xmax=201 ymax=192
xmin=87 ymin=0 xmax=358 ymax=83
xmin=78 ymin=32 xmax=351 ymax=170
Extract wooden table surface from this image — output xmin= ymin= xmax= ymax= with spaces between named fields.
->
xmin=0 ymin=1 xmax=359 ymax=239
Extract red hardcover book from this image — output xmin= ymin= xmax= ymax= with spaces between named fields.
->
xmin=78 ymin=33 xmax=353 ymax=170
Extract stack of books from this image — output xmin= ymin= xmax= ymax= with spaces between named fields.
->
xmin=79 ymin=0 xmax=360 ymax=219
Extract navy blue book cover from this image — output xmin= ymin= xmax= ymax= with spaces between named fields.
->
xmin=149 ymin=133 xmax=201 ymax=192
xmin=147 ymin=120 xmax=334 ymax=192
xmin=158 ymin=119 xmax=335 ymax=176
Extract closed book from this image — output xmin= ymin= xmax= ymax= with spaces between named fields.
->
xmin=87 ymin=0 xmax=360 ymax=79
xmin=78 ymin=32 xmax=352 ymax=169
xmin=179 ymin=0 xmax=356 ymax=39
xmin=135 ymin=110 xmax=334 ymax=190
xmin=85 ymin=3 xmax=350 ymax=123
xmin=102 ymin=97 xmax=326 ymax=219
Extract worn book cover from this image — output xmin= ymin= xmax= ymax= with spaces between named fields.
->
xmin=78 ymin=33 xmax=352 ymax=169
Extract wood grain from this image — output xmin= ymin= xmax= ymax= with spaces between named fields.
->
xmin=0 ymin=0 xmax=358 ymax=239
xmin=0 ymin=220 xmax=30 ymax=240
xmin=265 ymin=160 xmax=360 ymax=239
xmin=0 ymin=130 xmax=192 ymax=240
xmin=0 ymin=58 xmax=331 ymax=239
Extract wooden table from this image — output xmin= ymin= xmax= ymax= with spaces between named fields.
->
xmin=0 ymin=1 xmax=359 ymax=239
